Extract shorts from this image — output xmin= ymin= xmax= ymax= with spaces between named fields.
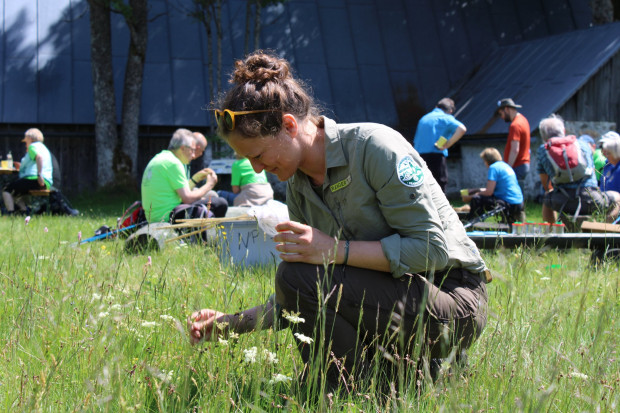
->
xmin=4 ymin=177 xmax=45 ymax=195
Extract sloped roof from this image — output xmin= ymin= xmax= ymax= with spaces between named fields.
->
xmin=0 ymin=0 xmax=592 ymax=129
xmin=455 ymin=22 xmax=620 ymax=136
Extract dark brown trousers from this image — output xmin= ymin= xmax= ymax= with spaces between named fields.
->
xmin=275 ymin=262 xmax=487 ymax=387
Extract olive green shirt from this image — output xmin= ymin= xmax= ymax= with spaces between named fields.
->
xmin=286 ymin=117 xmax=487 ymax=278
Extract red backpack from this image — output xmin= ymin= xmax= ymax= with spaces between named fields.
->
xmin=117 ymin=201 xmax=147 ymax=236
xmin=544 ymin=135 xmax=592 ymax=184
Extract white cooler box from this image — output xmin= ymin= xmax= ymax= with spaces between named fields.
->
xmin=215 ymin=219 xmax=280 ymax=267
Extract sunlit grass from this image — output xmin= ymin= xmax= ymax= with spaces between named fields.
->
xmin=0 ymin=209 xmax=618 ymax=411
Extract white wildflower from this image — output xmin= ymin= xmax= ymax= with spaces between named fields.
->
xmin=243 ymin=347 xmax=258 ymax=363
xmin=218 ymin=337 xmax=229 ymax=346
xmin=229 ymin=332 xmax=240 ymax=340
xmin=294 ymin=333 xmax=314 ymax=344
xmin=141 ymin=321 xmax=159 ymax=328
xmin=540 ymin=277 xmax=551 ymax=281
xmin=110 ymin=304 xmax=122 ymax=310
xmin=91 ymin=293 xmax=102 ymax=302
xmin=263 ymin=349 xmax=279 ymax=364
xmin=159 ymin=315 xmax=175 ymax=322
xmin=156 ymin=370 xmax=174 ymax=382
xmin=98 ymin=312 xmax=110 ymax=319
xmin=128 ymin=327 xmax=144 ymax=339
xmin=569 ymin=372 xmax=588 ymax=380
xmin=269 ymin=374 xmax=292 ymax=384
xmin=283 ymin=312 xmax=305 ymax=324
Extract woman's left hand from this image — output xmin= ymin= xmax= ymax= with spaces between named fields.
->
xmin=273 ymin=221 xmax=337 ymax=264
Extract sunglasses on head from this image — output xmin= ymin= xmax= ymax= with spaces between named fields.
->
xmin=214 ymin=109 xmax=271 ymax=131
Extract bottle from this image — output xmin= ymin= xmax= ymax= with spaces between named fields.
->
xmin=7 ymin=151 xmax=12 ymax=169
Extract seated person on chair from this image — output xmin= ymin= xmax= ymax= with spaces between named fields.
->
xmin=217 ymin=154 xmax=274 ymax=207
xmin=141 ymin=128 xmax=228 ymax=223
xmin=2 ymin=128 xmax=52 ymax=215
xmin=460 ymin=147 xmax=524 ymax=224
xmin=536 ymin=116 xmax=619 ymax=223
xmin=599 ymin=131 xmax=620 ymax=194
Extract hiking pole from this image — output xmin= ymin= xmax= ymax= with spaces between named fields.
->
xmin=462 ymin=205 xmax=506 ymax=230
xmin=71 ymin=223 xmax=141 ymax=247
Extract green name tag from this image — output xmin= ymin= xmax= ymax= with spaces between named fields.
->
xmin=330 ymin=175 xmax=351 ymax=192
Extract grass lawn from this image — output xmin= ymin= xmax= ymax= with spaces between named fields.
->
xmin=0 ymin=197 xmax=618 ymax=411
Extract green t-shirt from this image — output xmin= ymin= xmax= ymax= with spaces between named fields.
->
xmin=231 ymin=158 xmax=268 ymax=187
xmin=593 ymin=148 xmax=607 ymax=181
xmin=141 ymin=150 xmax=187 ymax=222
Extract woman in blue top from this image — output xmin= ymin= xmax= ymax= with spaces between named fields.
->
xmin=461 ymin=147 xmax=525 ymax=224
xmin=599 ymin=131 xmax=620 ymax=193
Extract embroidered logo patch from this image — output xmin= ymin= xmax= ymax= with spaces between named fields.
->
xmin=397 ymin=156 xmax=424 ymax=187
xmin=330 ymin=175 xmax=351 ymax=193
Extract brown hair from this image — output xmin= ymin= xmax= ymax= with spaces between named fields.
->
xmin=216 ymin=50 xmax=322 ymax=138
xmin=479 ymin=147 xmax=502 ymax=165
xmin=436 ymin=97 xmax=455 ymax=113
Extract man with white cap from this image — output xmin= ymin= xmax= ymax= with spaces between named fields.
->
xmin=496 ymin=98 xmax=530 ymax=194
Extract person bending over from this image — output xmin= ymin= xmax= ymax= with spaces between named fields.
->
xmin=188 ymin=51 xmax=489 ymax=391
xmin=536 ymin=116 xmax=619 ymax=223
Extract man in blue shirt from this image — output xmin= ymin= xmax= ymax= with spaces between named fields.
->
xmin=413 ymin=97 xmax=467 ymax=192
xmin=461 ymin=148 xmax=525 ymax=224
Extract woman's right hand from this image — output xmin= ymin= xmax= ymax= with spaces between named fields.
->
xmin=187 ymin=309 xmax=228 ymax=345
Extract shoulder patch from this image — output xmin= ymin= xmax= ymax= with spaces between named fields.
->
xmin=397 ymin=156 xmax=424 ymax=187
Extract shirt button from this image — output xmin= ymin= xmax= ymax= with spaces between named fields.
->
xmin=409 ymin=193 xmax=416 ymax=200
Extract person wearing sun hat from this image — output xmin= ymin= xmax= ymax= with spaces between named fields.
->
xmin=496 ymin=98 xmax=530 ymax=194
xmin=2 ymin=128 xmax=53 ymax=215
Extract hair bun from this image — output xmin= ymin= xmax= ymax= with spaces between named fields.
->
xmin=232 ymin=51 xmax=290 ymax=85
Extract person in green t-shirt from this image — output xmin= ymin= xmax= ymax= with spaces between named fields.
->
xmin=2 ymin=128 xmax=53 ymax=214
xmin=141 ymin=128 xmax=228 ymax=222
xmin=217 ymin=156 xmax=274 ymax=206
xmin=579 ymin=135 xmax=606 ymax=180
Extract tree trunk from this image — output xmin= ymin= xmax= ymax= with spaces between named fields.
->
xmin=244 ymin=0 xmax=252 ymax=55
xmin=119 ymin=0 xmax=149 ymax=184
xmin=88 ymin=0 xmax=117 ymax=187
xmin=215 ymin=0 xmax=223 ymax=94
xmin=253 ymin=1 xmax=261 ymax=50
xmin=200 ymin=3 xmax=215 ymax=105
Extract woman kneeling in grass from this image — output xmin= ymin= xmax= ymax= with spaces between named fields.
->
xmin=188 ymin=50 xmax=490 ymax=391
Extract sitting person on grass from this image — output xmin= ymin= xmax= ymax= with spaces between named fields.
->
xmin=217 ymin=154 xmax=274 ymax=207
xmin=537 ymin=116 xmax=619 ymax=223
xmin=459 ymin=147 xmax=524 ymax=224
xmin=2 ymin=128 xmax=53 ymax=215
xmin=141 ymin=128 xmax=228 ymax=223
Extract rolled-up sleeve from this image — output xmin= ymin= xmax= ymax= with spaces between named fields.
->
xmin=365 ymin=135 xmax=450 ymax=277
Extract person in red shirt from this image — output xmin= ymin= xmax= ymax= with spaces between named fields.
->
xmin=496 ymin=98 xmax=530 ymax=194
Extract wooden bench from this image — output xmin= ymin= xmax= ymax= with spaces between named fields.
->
xmin=29 ymin=189 xmax=52 ymax=197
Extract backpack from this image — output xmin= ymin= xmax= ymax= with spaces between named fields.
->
xmin=544 ymin=135 xmax=592 ymax=184
xmin=170 ymin=203 xmax=214 ymax=244
xmin=117 ymin=201 xmax=147 ymax=237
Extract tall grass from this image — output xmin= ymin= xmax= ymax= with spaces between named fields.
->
xmin=0 ymin=210 xmax=617 ymax=411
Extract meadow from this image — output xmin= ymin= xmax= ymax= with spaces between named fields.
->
xmin=0 ymin=193 xmax=618 ymax=412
